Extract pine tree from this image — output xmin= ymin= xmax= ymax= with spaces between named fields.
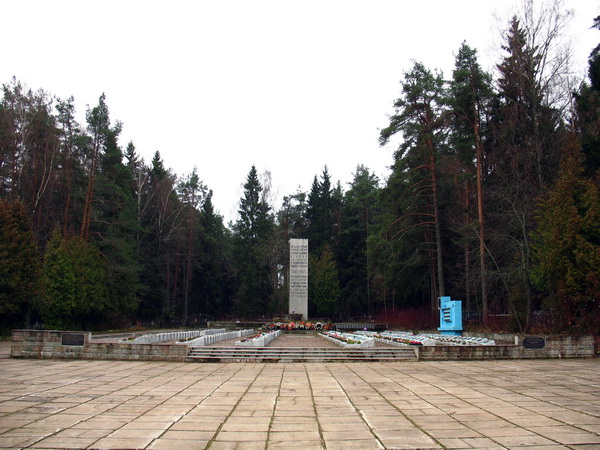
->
xmin=279 ymin=189 xmax=307 ymax=241
xmin=81 ymin=94 xmax=114 ymax=240
xmin=0 ymin=79 xmax=61 ymax=239
xmin=55 ymin=96 xmax=82 ymax=237
xmin=379 ymin=61 xmax=448 ymax=301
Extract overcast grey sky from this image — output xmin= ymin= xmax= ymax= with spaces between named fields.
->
xmin=2 ymin=0 xmax=598 ymax=223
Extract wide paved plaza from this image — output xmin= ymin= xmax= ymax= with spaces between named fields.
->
xmin=0 ymin=350 xmax=599 ymax=449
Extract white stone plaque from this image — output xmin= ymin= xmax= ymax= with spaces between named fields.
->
xmin=289 ymin=238 xmax=308 ymax=319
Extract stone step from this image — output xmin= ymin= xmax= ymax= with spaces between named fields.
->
xmin=189 ymin=356 xmax=417 ymax=362
xmin=187 ymin=346 xmax=418 ymax=362
xmin=188 ymin=349 xmax=416 ymax=356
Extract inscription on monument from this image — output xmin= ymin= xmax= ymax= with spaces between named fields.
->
xmin=523 ymin=336 xmax=545 ymax=349
xmin=61 ymin=333 xmax=85 ymax=346
xmin=289 ymin=239 xmax=308 ymax=320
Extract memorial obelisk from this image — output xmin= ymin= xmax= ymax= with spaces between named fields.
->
xmin=289 ymin=239 xmax=308 ymax=320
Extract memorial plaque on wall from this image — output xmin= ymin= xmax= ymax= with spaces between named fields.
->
xmin=289 ymin=239 xmax=308 ymax=320
xmin=523 ymin=336 xmax=545 ymax=349
xmin=62 ymin=333 xmax=85 ymax=346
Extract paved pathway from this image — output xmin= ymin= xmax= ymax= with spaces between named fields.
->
xmin=0 ymin=351 xmax=598 ymax=449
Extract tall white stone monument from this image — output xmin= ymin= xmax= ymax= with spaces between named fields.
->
xmin=289 ymin=238 xmax=308 ymax=320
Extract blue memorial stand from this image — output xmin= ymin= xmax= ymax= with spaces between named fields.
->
xmin=438 ymin=296 xmax=463 ymax=336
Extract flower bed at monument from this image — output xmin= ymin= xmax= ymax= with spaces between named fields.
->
xmin=321 ymin=331 xmax=375 ymax=348
xmin=355 ymin=330 xmax=496 ymax=346
xmin=355 ymin=331 xmax=432 ymax=346
xmin=263 ymin=322 xmax=334 ymax=331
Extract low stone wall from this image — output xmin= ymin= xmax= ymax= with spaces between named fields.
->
xmin=514 ymin=334 xmax=595 ymax=358
xmin=11 ymin=330 xmax=594 ymax=362
xmin=11 ymin=330 xmax=188 ymax=362
xmin=418 ymin=345 xmax=517 ymax=360
xmin=418 ymin=334 xmax=594 ymax=360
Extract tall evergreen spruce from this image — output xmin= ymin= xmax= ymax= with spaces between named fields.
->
xmin=233 ymin=165 xmax=274 ymax=318
xmin=196 ymin=192 xmax=235 ymax=318
xmin=489 ymin=16 xmax=564 ymax=331
xmin=531 ymin=134 xmax=600 ymax=333
xmin=339 ymin=166 xmax=379 ymax=316
xmin=177 ymin=168 xmax=207 ymax=324
xmin=142 ymin=151 xmax=183 ymax=324
xmin=448 ymin=42 xmax=494 ymax=322
xmin=310 ymin=245 xmax=340 ymax=318
xmin=306 ymin=167 xmax=335 ymax=255
xmin=0 ymin=200 xmax=41 ymax=330
xmin=88 ymin=96 xmax=140 ymax=324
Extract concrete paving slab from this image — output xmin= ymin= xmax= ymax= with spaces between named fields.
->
xmin=158 ymin=430 xmax=216 ymax=440
xmin=0 ymin=436 xmax=41 ymax=449
xmin=443 ymin=436 xmax=503 ymax=448
xmin=579 ymin=423 xmax=600 ymax=433
xmin=378 ymin=435 xmax=441 ymax=449
xmin=228 ymin=410 xmax=273 ymax=417
xmin=148 ymin=438 xmax=211 ymax=449
xmin=88 ymin=436 xmax=156 ymax=448
xmin=221 ymin=421 xmax=270 ymax=432
xmin=208 ymin=442 xmax=268 ymax=450
xmin=50 ymin=428 xmax=108 ymax=439
xmin=494 ymin=433 xmax=559 ymax=447
xmin=321 ymin=430 xmax=375 ymax=440
xmin=317 ymin=418 xmax=366 ymax=430
xmin=212 ymin=430 xmax=269 ymax=442
xmin=269 ymin=422 xmax=319 ymax=432
xmin=324 ymin=439 xmax=384 ymax=449
xmin=29 ymin=436 xmax=101 ymax=448
xmin=0 ymin=357 xmax=599 ymax=449
xmin=266 ymin=440 xmax=323 ymax=449
xmin=268 ymin=430 xmax=321 ymax=441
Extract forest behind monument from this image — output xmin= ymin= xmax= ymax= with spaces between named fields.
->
xmin=1 ymin=6 xmax=599 ymax=335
